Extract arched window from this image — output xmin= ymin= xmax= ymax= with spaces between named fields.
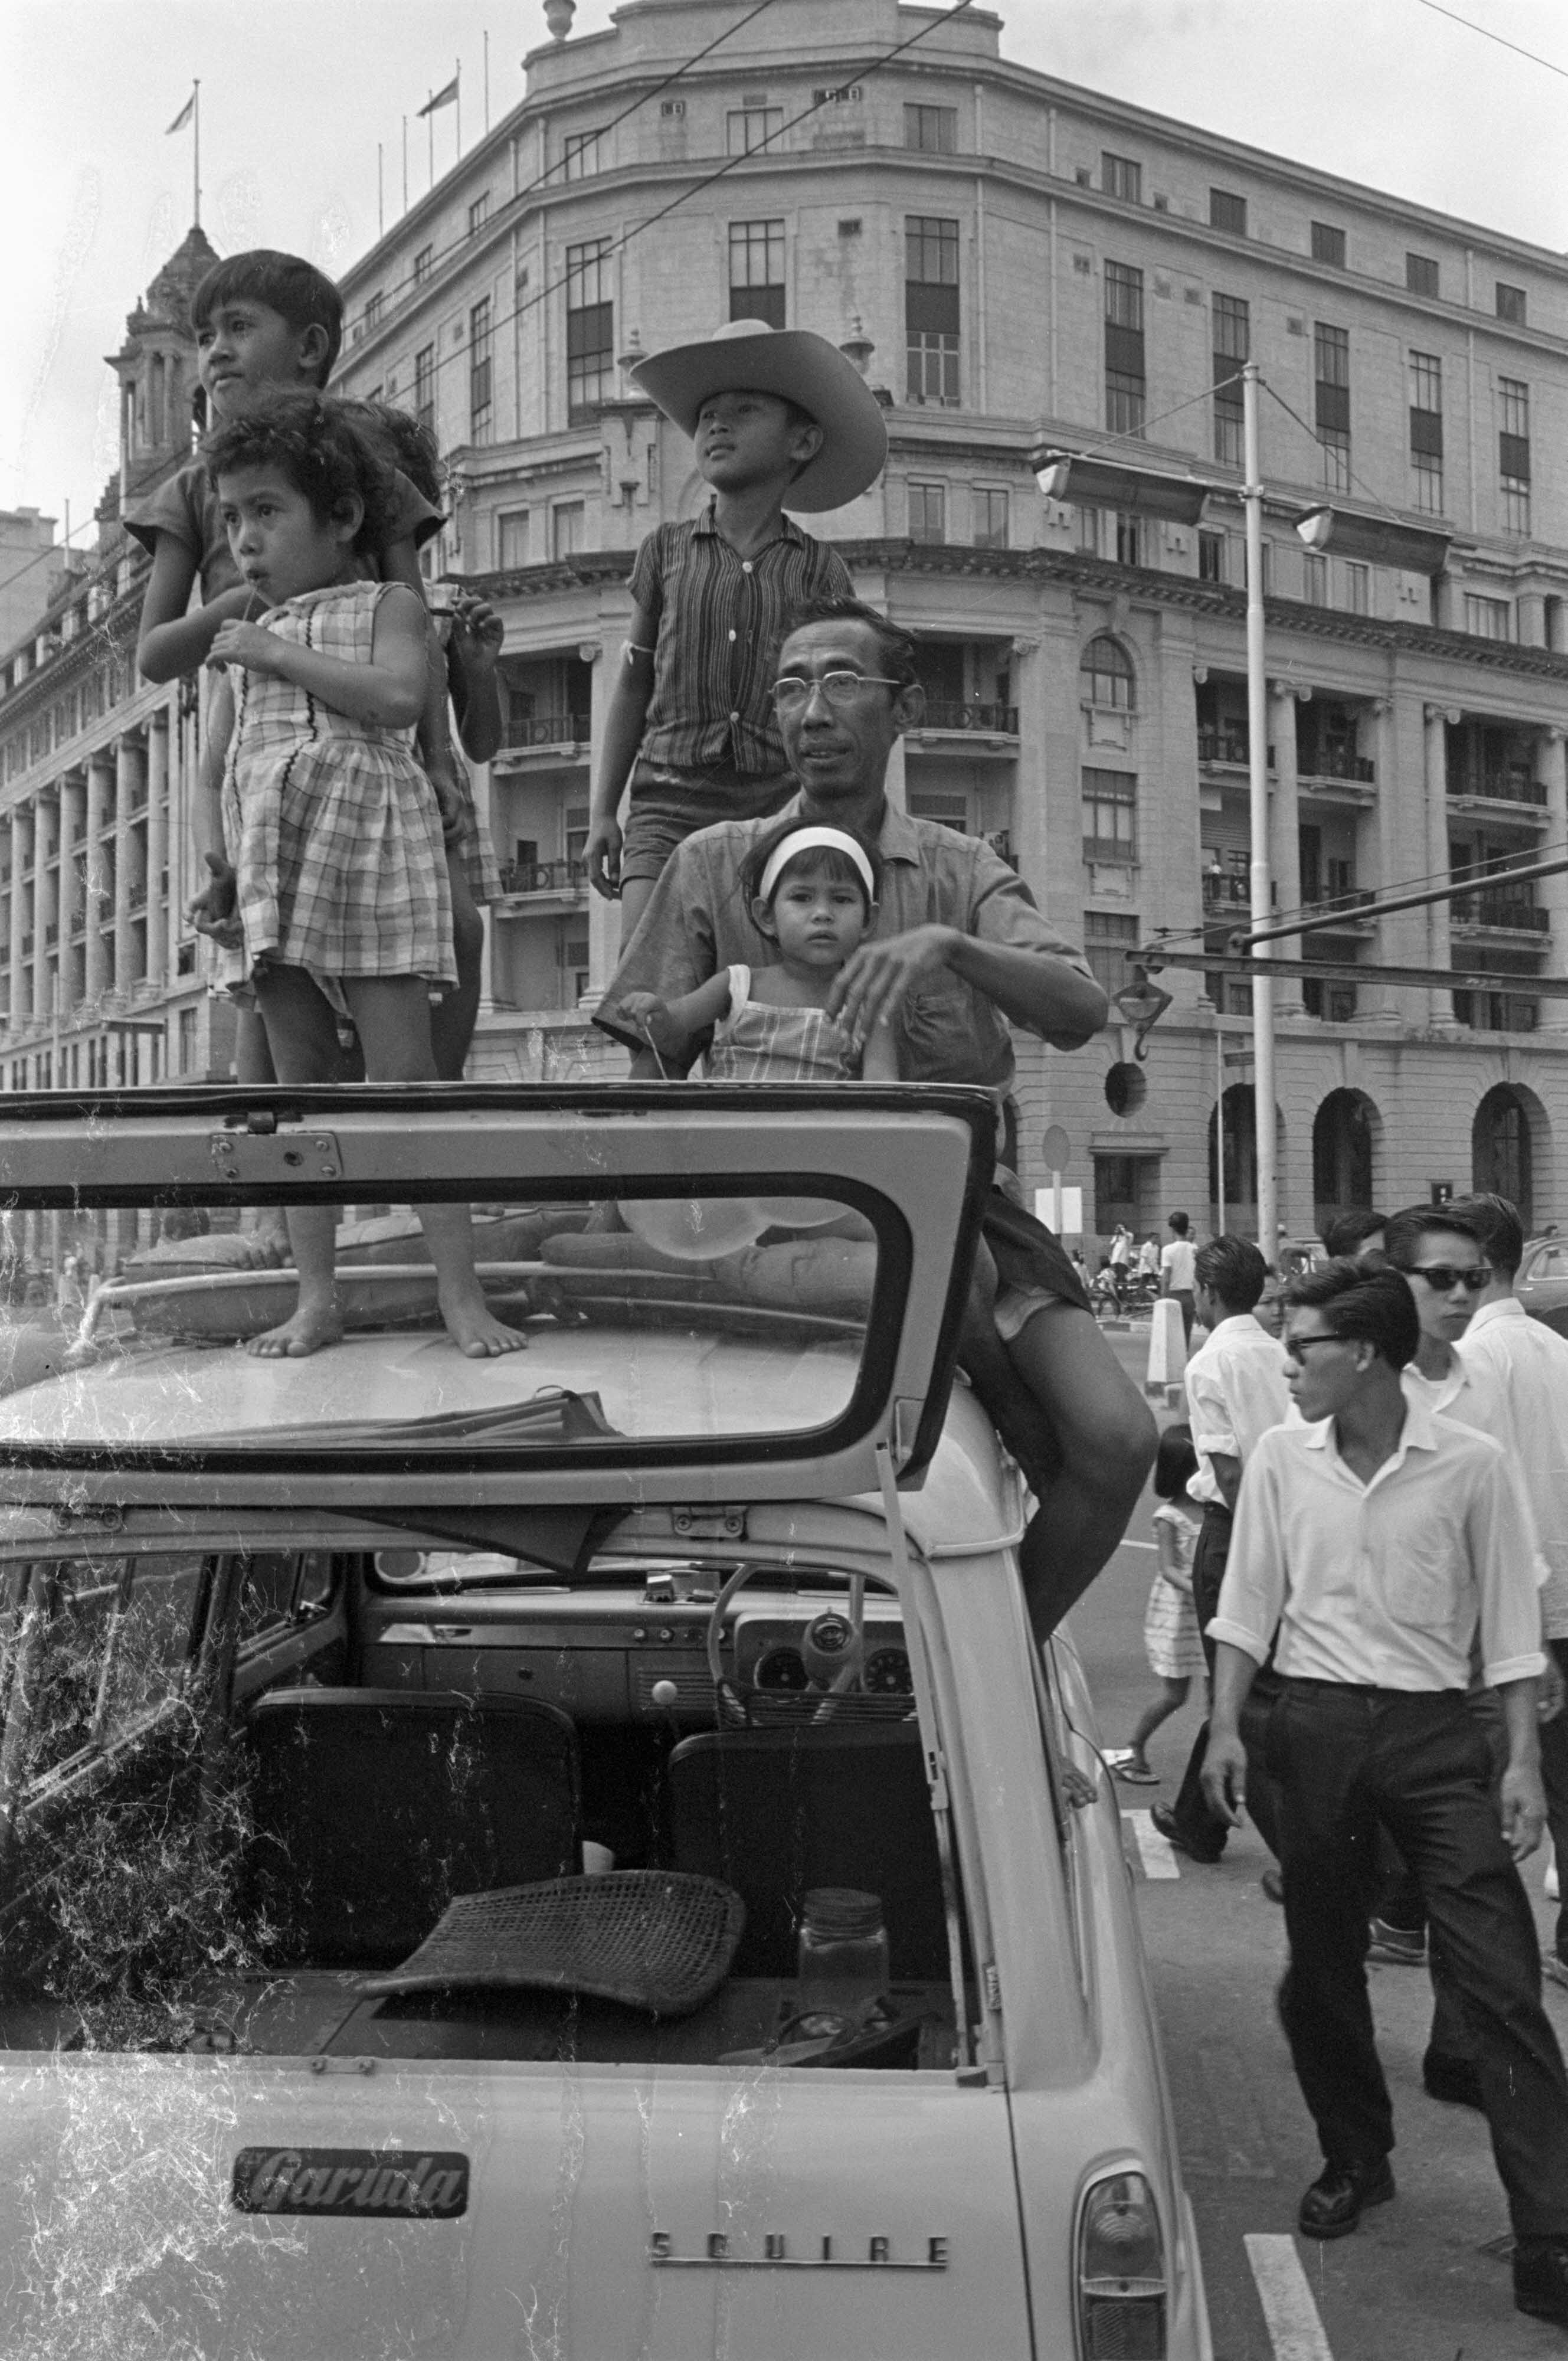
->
xmin=1473 ymin=1085 xmax=1534 ymax=1232
xmin=1081 ymin=634 xmax=1135 ymax=711
xmin=1312 ymin=1089 xmax=1376 ymax=1227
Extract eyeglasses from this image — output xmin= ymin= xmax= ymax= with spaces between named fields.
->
xmin=1284 ymin=1333 xmax=1347 ymax=1366
xmin=1407 ymin=1263 xmax=1492 ymax=1294
xmin=771 ymin=671 xmax=904 ymax=712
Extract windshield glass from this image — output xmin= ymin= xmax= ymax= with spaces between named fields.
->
xmin=0 ymin=1544 xmax=971 ymax=2072
xmin=0 ymin=1191 xmax=887 ymax=1461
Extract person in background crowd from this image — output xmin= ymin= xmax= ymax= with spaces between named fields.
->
xmin=1137 ymin=1232 xmax=1161 ymax=1281
xmin=1153 ymin=1234 xmax=1291 ymax=1876
xmin=1107 ymin=1424 xmax=1204 ymax=1784
xmin=1321 ymin=1209 xmax=1387 ymax=1265
xmin=1160 ymin=1209 xmax=1199 ymax=1344
xmin=1201 ymin=1262 xmax=1568 ymax=2332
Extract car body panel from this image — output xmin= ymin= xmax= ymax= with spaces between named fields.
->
xmin=1517 ymin=1237 xmax=1568 ymax=1338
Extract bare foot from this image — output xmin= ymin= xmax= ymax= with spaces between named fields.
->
xmin=438 ymin=1286 xmax=530 ymax=1359
xmin=245 ymin=1296 xmax=345 ymax=1358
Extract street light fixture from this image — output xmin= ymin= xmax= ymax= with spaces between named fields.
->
xmin=1029 ymin=446 xmax=1213 ymax=527
xmin=1294 ymin=505 xmax=1452 ymax=577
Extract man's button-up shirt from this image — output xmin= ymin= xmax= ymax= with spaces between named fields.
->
xmin=595 ymin=799 xmax=1096 ymax=1093
xmin=1210 ymin=1399 xmax=1545 ymax=1691
xmin=1459 ymin=1294 xmax=1568 ymax=1640
xmin=1183 ymin=1312 xmax=1292 ymax=1507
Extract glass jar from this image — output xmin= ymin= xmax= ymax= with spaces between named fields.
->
xmin=796 ymin=1888 xmax=889 ymax=2028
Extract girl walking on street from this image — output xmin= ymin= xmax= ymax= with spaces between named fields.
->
xmin=1109 ymin=1425 xmax=1204 ymax=1784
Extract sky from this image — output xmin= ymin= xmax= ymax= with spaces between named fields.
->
xmin=3 ymin=0 xmax=1567 ymax=561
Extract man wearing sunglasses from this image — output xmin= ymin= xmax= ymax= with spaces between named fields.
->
xmin=1199 ymin=1262 xmax=1568 ymax=2329
xmin=597 ymin=594 xmax=1158 ymax=1640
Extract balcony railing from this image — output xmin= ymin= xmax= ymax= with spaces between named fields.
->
xmin=1202 ymin=870 xmax=1250 ymax=909
xmin=1197 ymin=727 xmax=1250 ymax=767
xmin=497 ymin=858 xmax=590 ymax=897
xmin=916 ymin=700 xmax=1019 ymax=734
xmin=1451 ymin=890 xmax=1550 ymax=932
xmin=1300 ymin=747 xmax=1375 ymax=784
xmin=500 ymin=713 xmax=592 ymax=751
xmin=1446 ymin=765 xmax=1546 ymax=806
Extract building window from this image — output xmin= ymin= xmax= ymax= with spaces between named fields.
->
xmin=1406 ymin=251 xmax=1439 ymax=297
xmin=908 ymin=482 xmax=946 ymax=544
xmin=1210 ymin=188 xmax=1247 ymax=236
xmin=1082 ymin=769 xmax=1138 ymax=864
xmin=1198 ymin=529 xmax=1225 ymax=584
xmin=1465 ymin=594 xmax=1512 ymax=641
xmin=1102 ymin=152 xmax=1141 ymax=203
xmin=1496 ymin=281 xmax=1526 ymax=326
xmin=468 ymin=192 xmax=490 ymax=236
xmin=468 ymin=296 xmax=493 ymax=444
xmin=1104 ymin=259 xmax=1145 ymax=436
xmin=1212 ymin=292 xmax=1248 ymax=466
xmin=563 ymin=129 xmax=603 ymax=180
xmin=414 ymin=343 xmax=436 ymax=437
xmin=1314 ymin=321 xmax=1351 ymax=491
xmin=565 ymin=238 xmax=614 ymax=422
xmin=364 ymin=291 xmax=384 ymax=331
xmin=729 ymin=219 xmax=785 ymax=329
xmin=1084 ymin=910 xmax=1140 ymax=996
xmin=1302 ymin=551 xmax=1328 ymax=603
xmin=413 ymin=244 xmax=433 ymax=286
xmin=1114 ymin=512 xmax=1144 ymax=568
xmin=1081 ymin=634 xmax=1134 ymax=710
xmin=727 ymin=105 xmax=781 ymax=155
xmin=1407 ymin=350 xmax=1443 ymax=513
xmin=496 ymin=510 xmax=529 ymax=570
xmin=905 ymin=104 xmax=956 ymax=153
xmin=177 ymin=1006 xmax=198 ymax=1075
xmin=1341 ymin=561 xmax=1369 ymax=616
xmin=973 ymin=487 xmax=1008 ymax=549
xmin=1498 ymin=377 xmax=1530 ymax=534
xmin=1311 ymin=221 xmax=1346 ymax=267
xmin=553 ymin=503 xmax=585 ymax=561
xmin=905 ymin=215 xmax=960 ymax=407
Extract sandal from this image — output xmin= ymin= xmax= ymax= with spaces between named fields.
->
xmin=1110 ymin=1756 xmax=1158 ymax=1784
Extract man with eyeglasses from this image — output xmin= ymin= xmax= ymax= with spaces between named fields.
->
xmin=1199 ymin=1263 xmax=1568 ymax=2327
xmin=597 ymin=594 xmax=1158 ymax=1640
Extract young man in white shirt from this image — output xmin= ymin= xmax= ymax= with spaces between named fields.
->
xmin=1201 ymin=1262 xmax=1568 ymax=2329
xmin=1159 ymin=1209 xmax=1198 ymax=1344
xmin=1153 ymin=1234 xmax=1291 ymax=1866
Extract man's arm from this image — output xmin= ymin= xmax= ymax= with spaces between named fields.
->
xmin=828 ymin=925 xmax=1107 ymax=1051
xmin=1497 ymin=1678 xmax=1547 ymax=1860
xmin=1200 ymin=1641 xmax=1261 ymax=1825
xmin=592 ymin=836 xmax=718 ymax=1065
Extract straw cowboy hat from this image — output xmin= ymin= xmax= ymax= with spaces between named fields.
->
xmin=631 ymin=318 xmax=888 ymax=513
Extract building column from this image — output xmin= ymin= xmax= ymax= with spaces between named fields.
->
xmin=112 ymin=734 xmax=142 ymax=998
xmin=1538 ymin=727 xmax=1568 ymax=1032
xmin=58 ymin=771 xmax=85 ymax=1013
xmin=145 ymin=713 xmax=169 ymax=992
xmin=1423 ymin=704 xmax=1459 ymax=1028
xmin=1269 ymin=682 xmax=1307 ymax=1013
xmin=84 ymin=751 xmax=112 ymax=1002
xmin=10 ymin=805 xmax=34 ymax=1032
xmin=581 ymin=642 xmax=618 ymax=1002
xmin=32 ymin=792 xmax=57 ymax=1039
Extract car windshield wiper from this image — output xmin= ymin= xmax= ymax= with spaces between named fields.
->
xmin=182 ymin=1386 xmax=621 ymax=1450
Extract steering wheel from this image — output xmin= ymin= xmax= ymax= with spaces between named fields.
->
xmin=704 ymin=1564 xmax=868 ymax=1725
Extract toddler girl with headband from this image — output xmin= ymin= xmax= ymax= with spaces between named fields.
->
xmin=610 ymin=816 xmax=898 ymax=1081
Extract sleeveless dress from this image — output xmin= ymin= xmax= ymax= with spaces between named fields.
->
xmin=222 ymin=581 xmax=455 ymax=989
xmin=1144 ymin=1503 xmax=1204 ymax=1679
xmin=702 ymin=964 xmax=860 ymax=1083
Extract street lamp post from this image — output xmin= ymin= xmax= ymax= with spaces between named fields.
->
xmin=1242 ymin=362 xmax=1277 ymax=1260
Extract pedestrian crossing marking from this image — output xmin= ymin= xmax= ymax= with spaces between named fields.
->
xmin=1124 ymin=1808 xmax=1181 ymax=1879
xmin=1244 ymin=2234 xmax=1335 ymax=2360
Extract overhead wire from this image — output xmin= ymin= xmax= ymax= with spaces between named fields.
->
xmin=1411 ymin=0 xmax=1568 ymax=81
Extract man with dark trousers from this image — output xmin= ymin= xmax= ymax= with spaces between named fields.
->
xmin=1153 ymin=1234 xmax=1289 ymax=1872
xmin=1202 ymin=1260 xmax=1568 ymax=2331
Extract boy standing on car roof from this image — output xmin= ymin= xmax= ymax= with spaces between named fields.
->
xmin=595 ymin=596 xmax=1157 ymax=1643
xmin=585 ymin=319 xmax=888 ymax=942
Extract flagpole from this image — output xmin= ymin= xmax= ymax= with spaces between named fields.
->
xmin=483 ymin=32 xmax=490 ymax=132
xmin=427 ymin=92 xmax=434 ymax=188
xmin=192 ymin=80 xmax=201 ymax=227
xmin=402 ymin=116 xmax=408 ymax=212
xmin=455 ymin=59 xmax=461 ymax=155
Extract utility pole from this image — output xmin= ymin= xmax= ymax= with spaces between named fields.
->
xmin=1242 ymin=360 xmax=1277 ymax=1260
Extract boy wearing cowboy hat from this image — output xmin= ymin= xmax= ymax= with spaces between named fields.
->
xmin=587 ymin=317 xmax=888 ymax=938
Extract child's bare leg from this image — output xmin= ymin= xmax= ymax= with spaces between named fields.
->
xmin=233 ymin=1005 xmax=292 ymax=1265
xmin=617 ymin=875 xmax=655 ymax=944
xmin=429 ymin=854 xmax=485 ymax=1080
xmin=1128 ymin=1676 xmax=1191 ymax=1764
xmin=345 ymin=976 xmax=528 ymax=1359
xmin=247 ymin=968 xmax=348 ymax=1358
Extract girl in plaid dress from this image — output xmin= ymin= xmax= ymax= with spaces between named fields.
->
xmin=607 ymin=818 xmax=898 ymax=1081
xmin=203 ymin=395 xmax=528 ymax=1362
xmin=1108 ymin=1425 xmax=1204 ymax=1784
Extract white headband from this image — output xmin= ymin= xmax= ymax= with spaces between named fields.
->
xmin=757 ymin=826 xmax=876 ymax=908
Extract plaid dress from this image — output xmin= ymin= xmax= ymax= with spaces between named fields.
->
xmin=224 ymin=582 xmax=455 ymax=989
xmin=702 ymin=964 xmax=860 ymax=1083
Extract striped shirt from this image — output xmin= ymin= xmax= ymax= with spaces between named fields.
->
xmin=630 ymin=505 xmax=853 ymax=778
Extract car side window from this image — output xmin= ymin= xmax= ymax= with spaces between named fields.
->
xmin=235 ymin=1551 xmax=339 ymax=1657
xmin=11 ymin=1553 xmax=205 ymax=1787
xmin=1533 ymin=1247 xmax=1568 ymax=1279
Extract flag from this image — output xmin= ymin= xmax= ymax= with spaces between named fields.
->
xmin=418 ymin=75 xmax=458 ymax=116
xmin=166 ymin=89 xmax=195 ymax=133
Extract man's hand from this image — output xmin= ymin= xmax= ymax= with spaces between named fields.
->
xmin=1538 ymin=1652 xmax=1565 ymax=1725
xmin=206 ymin=619 xmax=283 ymax=675
xmin=449 ymin=591 xmax=503 ymax=676
xmin=826 ymin=924 xmax=960 ymax=1042
xmin=587 ymin=813 xmax=623 ymax=899
xmin=1500 ymin=1759 xmax=1547 ymax=1862
xmin=187 ymin=852 xmax=243 ymax=949
xmin=1200 ymin=1727 xmax=1249 ymax=1828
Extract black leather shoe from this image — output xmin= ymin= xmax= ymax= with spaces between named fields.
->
xmin=1150 ymin=1803 xmax=1224 ymax=1866
xmin=1297 ymin=2157 xmax=1395 ymax=2240
xmin=1515 ymin=2238 xmax=1568 ymax=2330
xmin=1422 ymin=2051 xmax=1485 ymax=2111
